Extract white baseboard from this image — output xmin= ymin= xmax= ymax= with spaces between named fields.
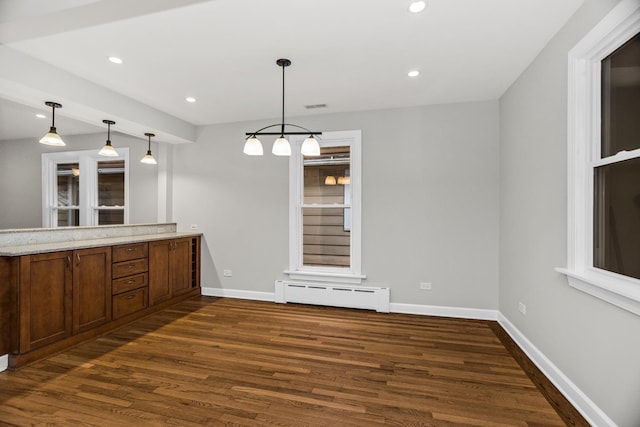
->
xmin=201 ymin=286 xmax=275 ymax=302
xmin=390 ymin=302 xmax=498 ymax=321
xmin=0 ymin=354 xmax=7 ymax=372
xmin=498 ymin=313 xmax=615 ymax=427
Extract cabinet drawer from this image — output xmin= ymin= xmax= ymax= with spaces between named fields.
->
xmin=112 ymin=258 xmax=148 ymax=279
xmin=112 ymin=243 xmax=148 ymax=263
xmin=112 ymin=273 xmax=147 ymax=295
xmin=113 ymin=288 xmax=148 ymax=319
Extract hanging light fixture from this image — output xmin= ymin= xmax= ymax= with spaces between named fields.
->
xmin=39 ymin=101 xmax=65 ymax=146
xmin=141 ymin=133 xmax=158 ymax=165
xmin=244 ymin=58 xmax=321 ymax=157
xmin=98 ymin=119 xmax=119 ymax=156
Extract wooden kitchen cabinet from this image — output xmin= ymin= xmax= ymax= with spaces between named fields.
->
xmin=2 ymin=234 xmax=200 ymax=369
xmin=149 ymin=238 xmax=193 ymax=305
xmin=19 ymin=251 xmax=73 ymax=352
xmin=73 ymin=247 xmax=112 ymax=334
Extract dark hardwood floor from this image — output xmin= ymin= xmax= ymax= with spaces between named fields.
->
xmin=0 ymin=297 xmax=585 ymax=426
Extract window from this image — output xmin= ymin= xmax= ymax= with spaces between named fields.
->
xmin=288 ymin=130 xmax=364 ymax=283
xmin=561 ymin=0 xmax=640 ymax=315
xmin=42 ymin=149 xmax=130 ymax=227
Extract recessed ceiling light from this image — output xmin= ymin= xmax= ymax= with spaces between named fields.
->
xmin=185 ymin=97 xmax=196 ymax=103
xmin=35 ymin=113 xmax=46 ymax=119
xmin=408 ymin=70 xmax=420 ymax=77
xmin=409 ymin=1 xmax=427 ymax=13
xmin=108 ymin=56 xmax=123 ymax=64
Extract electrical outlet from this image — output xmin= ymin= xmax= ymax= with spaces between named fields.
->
xmin=419 ymin=282 xmax=432 ymax=290
xmin=190 ymin=224 xmax=198 ymax=230
xmin=518 ymin=302 xmax=526 ymax=315
xmin=223 ymin=270 xmax=232 ymax=277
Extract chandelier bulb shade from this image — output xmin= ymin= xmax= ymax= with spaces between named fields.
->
xmin=324 ymin=176 xmax=337 ymax=185
xmin=300 ymin=135 xmax=321 ymax=156
xmin=39 ymin=101 xmax=66 ymax=146
xmin=243 ymin=136 xmax=264 ymax=156
xmin=244 ymin=58 xmax=322 ymax=157
xmin=272 ymin=136 xmax=292 ymax=156
xmin=141 ymin=133 xmax=158 ymax=164
xmin=98 ymin=119 xmax=119 ymax=156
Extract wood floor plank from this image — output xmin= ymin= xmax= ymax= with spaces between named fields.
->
xmin=0 ymin=296 xmax=585 ymax=426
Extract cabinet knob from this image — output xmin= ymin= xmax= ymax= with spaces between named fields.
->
xmin=127 ymin=248 xmax=135 ymax=252
xmin=125 ymin=294 xmax=136 ymax=300
xmin=128 ymin=264 xmax=135 ymax=269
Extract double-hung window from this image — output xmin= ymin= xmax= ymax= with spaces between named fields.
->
xmin=42 ymin=149 xmax=129 ymax=227
xmin=288 ymin=130 xmax=364 ymax=283
xmin=561 ymin=0 xmax=640 ymax=315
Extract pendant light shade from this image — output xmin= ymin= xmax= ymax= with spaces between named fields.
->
xmin=300 ymin=136 xmax=320 ymax=156
xmin=244 ymin=58 xmax=321 ymax=157
xmin=39 ymin=101 xmax=66 ymax=146
xmin=141 ymin=133 xmax=157 ymax=164
xmin=272 ymin=136 xmax=291 ymax=156
xmin=324 ymin=176 xmax=337 ymax=185
xmin=243 ymin=136 xmax=263 ymax=156
xmin=98 ymin=119 xmax=118 ymax=156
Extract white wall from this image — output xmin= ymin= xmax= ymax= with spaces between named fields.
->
xmin=172 ymin=101 xmax=500 ymax=309
xmin=0 ymin=132 xmax=159 ymax=228
xmin=499 ymin=0 xmax=640 ymax=425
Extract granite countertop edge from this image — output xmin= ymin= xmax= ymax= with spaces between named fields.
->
xmin=0 ymin=232 xmax=202 ymax=256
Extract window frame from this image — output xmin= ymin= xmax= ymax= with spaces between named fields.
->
xmin=287 ymin=130 xmax=365 ymax=284
xmin=42 ymin=148 xmax=130 ymax=227
xmin=559 ymin=0 xmax=640 ymax=316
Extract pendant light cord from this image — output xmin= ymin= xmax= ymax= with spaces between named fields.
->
xmin=281 ymin=62 xmax=285 ymax=136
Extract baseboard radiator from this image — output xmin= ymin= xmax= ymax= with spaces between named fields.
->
xmin=274 ymin=280 xmax=390 ymax=313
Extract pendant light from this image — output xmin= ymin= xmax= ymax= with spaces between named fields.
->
xmin=39 ymin=101 xmax=66 ymax=146
xmin=141 ymin=133 xmax=158 ymax=165
xmin=98 ymin=120 xmax=118 ymax=156
xmin=244 ymin=58 xmax=321 ymax=157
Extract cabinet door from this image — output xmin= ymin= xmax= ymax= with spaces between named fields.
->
xmin=19 ymin=252 xmax=73 ymax=352
xmin=149 ymin=240 xmax=171 ymax=306
xmin=171 ymin=238 xmax=192 ymax=297
xmin=73 ymin=247 xmax=112 ymax=334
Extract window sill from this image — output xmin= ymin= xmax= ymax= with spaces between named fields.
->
xmin=556 ymin=267 xmax=640 ymax=316
xmin=284 ymin=270 xmax=367 ymax=285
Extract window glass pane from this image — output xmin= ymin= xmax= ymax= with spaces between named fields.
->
xmin=57 ymin=209 xmax=79 ymax=227
xmin=601 ymin=32 xmax=640 ymax=158
xmin=97 ymin=160 xmax=125 ymax=207
xmin=56 ymin=163 xmax=79 ymax=207
xmin=98 ymin=210 xmax=124 ymax=225
xmin=593 ymin=157 xmax=640 ymax=280
xmin=304 ymin=146 xmax=350 ymax=205
xmin=303 ymin=207 xmax=350 ymax=267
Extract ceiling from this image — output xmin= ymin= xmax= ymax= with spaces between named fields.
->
xmin=0 ymin=0 xmax=584 ymax=144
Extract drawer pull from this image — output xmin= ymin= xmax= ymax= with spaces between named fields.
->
xmin=127 ymin=280 xmax=134 ymax=284
xmin=127 ymin=248 xmax=135 ymax=251
xmin=125 ymin=294 xmax=136 ymax=300
xmin=128 ymin=264 xmax=135 ymax=268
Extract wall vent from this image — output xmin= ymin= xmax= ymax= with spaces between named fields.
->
xmin=275 ymin=280 xmax=389 ymax=313
xmin=304 ymin=103 xmax=327 ymax=109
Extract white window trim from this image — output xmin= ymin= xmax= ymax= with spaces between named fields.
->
xmin=286 ymin=130 xmax=365 ymax=284
xmin=42 ymin=148 xmax=130 ymax=227
xmin=558 ymin=0 xmax=640 ymax=316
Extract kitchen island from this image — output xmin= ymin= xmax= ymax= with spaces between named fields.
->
xmin=0 ymin=223 xmax=201 ymax=370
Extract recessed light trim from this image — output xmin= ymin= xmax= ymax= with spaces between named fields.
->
xmin=408 ymin=70 xmax=420 ymax=77
xmin=185 ymin=97 xmax=196 ymax=103
xmin=108 ymin=56 xmax=123 ymax=64
xmin=409 ymin=1 xmax=426 ymax=13
xmin=35 ymin=113 xmax=46 ymax=119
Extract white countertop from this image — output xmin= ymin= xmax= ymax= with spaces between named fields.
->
xmin=0 ymin=232 xmax=201 ymax=256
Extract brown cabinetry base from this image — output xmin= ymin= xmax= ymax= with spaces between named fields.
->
xmin=8 ymin=287 xmax=200 ymax=370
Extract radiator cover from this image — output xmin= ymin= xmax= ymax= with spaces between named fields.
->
xmin=275 ymin=280 xmax=390 ymax=313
